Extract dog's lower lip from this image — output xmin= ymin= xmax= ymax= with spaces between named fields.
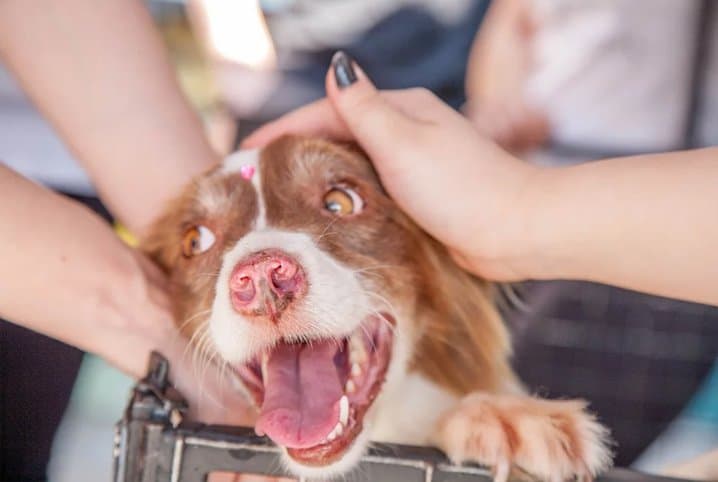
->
xmin=232 ymin=313 xmax=395 ymax=465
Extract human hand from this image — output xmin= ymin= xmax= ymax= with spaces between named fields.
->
xmin=244 ymin=53 xmax=542 ymax=281
xmin=463 ymin=0 xmax=549 ymax=153
xmin=465 ymin=99 xmax=550 ymax=154
xmin=0 ymin=163 xmax=253 ymax=425
xmin=129 ymin=249 xmax=254 ymax=425
xmin=249 ymin=68 xmax=718 ymax=306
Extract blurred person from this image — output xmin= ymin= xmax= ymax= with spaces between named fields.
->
xmin=0 ymin=1 xmax=250 ymax=479
xmin=465 ymin=0 xmax=718 ymax=157
xmin=188 ymin=0 xmax=492 ymax=139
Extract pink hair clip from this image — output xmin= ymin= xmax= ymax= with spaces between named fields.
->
xmin=240 ymin=165 xmax=256 ymax=180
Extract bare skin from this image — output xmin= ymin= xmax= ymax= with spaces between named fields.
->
xmin=0 ymin=0 xmax=216 ymax=234
xmin=245 ymin=61 xmax=718 ymax=307
xmin=464 ymin=0 xmax=550 ymax=153
xmin=0 ymin=0 xmax=249 ymax=422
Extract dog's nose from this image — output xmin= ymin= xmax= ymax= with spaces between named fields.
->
xmin=229 ymin=250 xmax=305 ymax=321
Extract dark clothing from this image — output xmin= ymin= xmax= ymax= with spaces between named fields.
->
xmin=236 ymin=1 xmax=491 ymax=143
xmin=0 ymin=323 xmax=84 ymax=481
xmin=508 ymin=281 xmax=718 ymax=466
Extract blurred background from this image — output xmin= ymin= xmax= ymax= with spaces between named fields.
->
xmin=1 ymin=0 xmax=717 ymax=480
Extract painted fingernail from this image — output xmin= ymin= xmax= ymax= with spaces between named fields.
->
xmin=332 ymin=51 xmax=358 ymax=89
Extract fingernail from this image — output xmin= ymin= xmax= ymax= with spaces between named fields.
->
xmin=332 ymin=51 xmax=358 ymax=89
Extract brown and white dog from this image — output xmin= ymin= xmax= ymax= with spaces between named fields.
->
xmin=142 ymin=135 xmax=612 ymax=480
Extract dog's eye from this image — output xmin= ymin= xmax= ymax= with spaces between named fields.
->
xmin=182 ymin=225 xmax=216 ymax=257
xmin=323 ymin=186 xmax=364 ymax=215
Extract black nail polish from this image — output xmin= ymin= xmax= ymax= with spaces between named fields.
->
xmin=332 ymin=51 xmax=357 ymax=89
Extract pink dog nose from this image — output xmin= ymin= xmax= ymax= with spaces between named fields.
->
xmin=229 ymin=250 xmax=306 ymax=322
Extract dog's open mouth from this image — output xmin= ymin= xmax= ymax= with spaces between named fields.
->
xmin=233 ymin=313 xmax=394 ymax=465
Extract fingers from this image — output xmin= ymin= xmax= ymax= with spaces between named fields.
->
xmin=241 ymin=87 xmax=435 ymax=149
xmin=244 ymin=51 xmax=431 ymax=157
xmin=241 ymin=98 xmax=353 ymax=148
xmin=324 ymin=51 xmax=417 ymax=158
xmin=468 ymin=100 xmax=549 ymax=153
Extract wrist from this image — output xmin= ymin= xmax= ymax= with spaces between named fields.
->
xmin=513 ymin=165 xmax=580 ymax=281
xmin=466 ymin=160 xmax=563 ymax=282
xmin=89 ymin=248 xmax=177 ymax=376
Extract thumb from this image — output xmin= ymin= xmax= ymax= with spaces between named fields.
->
xmin=325 ymin=52 xmax=414 ymax=159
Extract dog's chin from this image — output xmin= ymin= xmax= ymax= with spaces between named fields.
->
xmin=232 ymin=313 xmax=395 ymax=474
xmin=281 ymin=424 xmax=372 ymax=479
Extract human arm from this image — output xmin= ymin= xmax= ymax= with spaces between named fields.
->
xmin=244 ymin=55 xmax=718 ymax=306
xmin=0 ymin=164 xmax=172 ymax=376
xmin=524 ymin=147 xmax=718 ymax=306
xmin=0 ymin=164 xmax=251 ymax=422
xmin=0 ymin=0 xmax=216 ymax=234
xmin=464 ymin=0 xmax=549 ymax=153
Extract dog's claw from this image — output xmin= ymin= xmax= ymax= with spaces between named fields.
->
xmin=436 ymin=393 xmax=612 ymax=482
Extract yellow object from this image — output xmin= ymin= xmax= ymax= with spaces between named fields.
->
xmin=115 ymin=223 xmax=138 ymax=247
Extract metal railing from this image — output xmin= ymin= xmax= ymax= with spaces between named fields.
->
xmin=112 ymin=353 xmax=687 ymax=482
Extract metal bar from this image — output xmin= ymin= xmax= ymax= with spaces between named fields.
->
xmin=170 ymin=436 xmax=184 ymax=482
xmin=113 ymin=352 xmax=692 ymax=482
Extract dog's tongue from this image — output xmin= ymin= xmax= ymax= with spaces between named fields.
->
xmin=255 ymin=340 xmax=342 ymax=448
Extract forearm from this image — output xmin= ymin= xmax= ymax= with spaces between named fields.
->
xmin=465 ymin=0 xmax=532 ymax=102
xmin=0 ymin=165 xmax=174 ymax=377
xmin=525 ymin=148 xmax=718 ymax=305
xmin=0 ymin=0 xmax=216 ymax=234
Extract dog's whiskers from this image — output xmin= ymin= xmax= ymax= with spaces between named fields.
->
xmin=317 ymin=217 xmax=341 ymax=242
xmin=351 ymin=263 xmax=402 ymax=275
xmin=363 ymin=290 xmax=399 ymax=329
xmin=177 ymin=308 xmax=213 ymax=333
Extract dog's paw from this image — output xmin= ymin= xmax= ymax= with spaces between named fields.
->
xmin=435 ymin=393 xmax=612 ymax=482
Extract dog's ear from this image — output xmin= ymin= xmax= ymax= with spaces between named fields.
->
xmin=139 ymin=197 xmax=186 ymax=274
xmin=411 ymin=234 xmax=520 ymax=395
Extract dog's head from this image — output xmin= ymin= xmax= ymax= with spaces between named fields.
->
xmin=142 ymin=135 xmax=514 ymax=477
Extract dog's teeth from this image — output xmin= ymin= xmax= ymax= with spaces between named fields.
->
xmin=351 ymin=363 xmax=362 ymax=377
xmin=345 ymin=380 xmax=356 ymax=393
xmin=339 ymin=395 xmax=349 ymax=426
xmin=261 ymin=352 xmax=269 ymax=380
xmin=228 ymin=372 xmax=244 ymax=391
xmin=349 ymin=335 xmax=367 ymax=364
xmin=326 ymin=421 xmax=343 ymax=443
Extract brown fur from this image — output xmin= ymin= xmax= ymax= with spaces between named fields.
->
xmin=411 ymin=235 xmax=518 ymax=394
xmin=143 ymin=168 xmax=258 ymax=336
xmin=257 ymin=136 xmax=515 ymax=396
xmin=436 ymin=394 xmax=609 ymax=481
xmin=140 ymin=135 xmax=611 ymax=481
xmin=142 ymin=136 xmax=514 ymax=393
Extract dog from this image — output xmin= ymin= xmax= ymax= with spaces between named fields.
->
xmin=142 ymin=135 xmax=612 ymax=481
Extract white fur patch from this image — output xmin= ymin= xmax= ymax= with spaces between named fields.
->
xmin=206 ymin=151 xmax=429 ymax=477
xmin=207 ymin=226 xmax=423 ymax=476
xmin=222 ymin=148 xmax=266 ymax=229
xmin=281 ymin=428 xmax=372 ymax=479
xmin=371 ymin=374 xmax=457 ymax=445
xmin=208 ymin=229 xmax=372 ymax=364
